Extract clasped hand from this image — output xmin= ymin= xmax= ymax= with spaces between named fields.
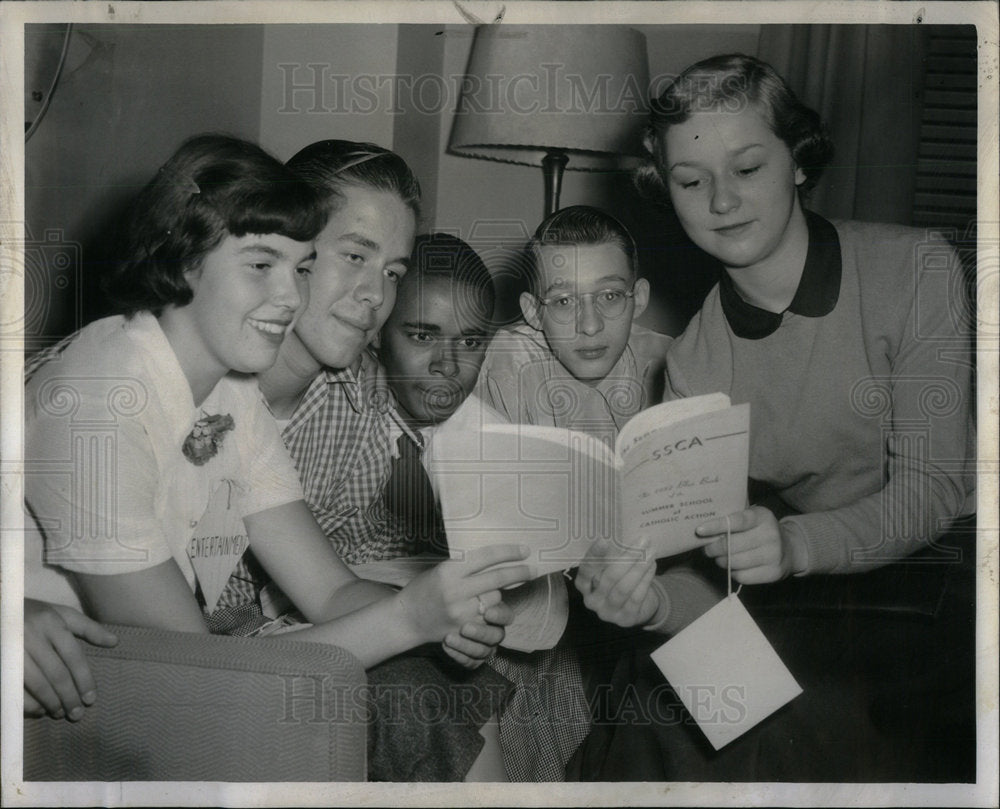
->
xmin=575 ymin=537 xmax=660 ymax=628
xmin=576 ymin=506 xmax=806 ymax=628
xmin=397 ymin=544 xmax=531 ymax=669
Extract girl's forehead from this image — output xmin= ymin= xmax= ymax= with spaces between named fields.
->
xmin=662 ymin=105 xmax=781 ymax=160
xmin=209 ymin=231 xmax=313 ymax=261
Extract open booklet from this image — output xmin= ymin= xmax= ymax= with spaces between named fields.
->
xmin=431 ymin=393 xmax=750 ymax=579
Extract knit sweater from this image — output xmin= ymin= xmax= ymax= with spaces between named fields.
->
xmin=666 ymin=212 xmax=975 ymax=574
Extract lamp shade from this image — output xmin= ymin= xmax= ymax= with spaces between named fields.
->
xmin=448 ymin=25 xmax=650 ymax=171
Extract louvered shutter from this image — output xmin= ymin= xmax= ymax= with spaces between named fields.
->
xmin=913 ymin=28 xmax=978 ymax=232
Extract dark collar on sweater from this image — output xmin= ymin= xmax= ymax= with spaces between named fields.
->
xmin=720 ymin=210 xmax=842 ymax=339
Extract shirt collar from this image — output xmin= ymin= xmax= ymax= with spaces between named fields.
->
xmin=325 ymin=349 xmax=400 ymax=424
xmin=285 ymin=351 xmax=397 ymax=440
xmin=369 ymin=353 xmax=426 ymax=448
xmin=719 ymin=211 xmax=842 ymax=340
xmin=281 ymin=354 xmax=367 ymax=439
xmin=124 ymin=312 xmax=197 ymax=443
xmin=386 ymin=408 xmax=426 ymax=456
xmin=320 ymin=350 xmax=386 ymax=415
xmin=124 ymin=312 xmax=248 ymax=455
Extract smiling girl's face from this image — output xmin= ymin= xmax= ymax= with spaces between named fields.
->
xmin=657 ymin=103 xmax=807 ymax=272
xmin=179 ymin=232 xmax=314 ymax=385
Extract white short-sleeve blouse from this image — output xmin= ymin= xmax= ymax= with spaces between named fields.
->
xmin=25 ymin=312 xmax=303 ymax=592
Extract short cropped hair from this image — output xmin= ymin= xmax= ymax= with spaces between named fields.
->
xmin=407 ymin=232 xmax=496 ymax=325
xmin=104 ymin=134 xmax=327 ymax=316
xmin=524 ymin=205 xmax=639 ymax=295
xmin=634 ymin=53 xmax=834 ymax=200
xmin=285 ymin=140 xmax=421 ymax=219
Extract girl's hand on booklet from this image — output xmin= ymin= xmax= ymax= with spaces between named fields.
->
xmin=696 ymin=506 xmax=808 ymax=583
xmin=576 ymin=538 xmax=660 ymax=628
xmin=396 ymin=543 xmax=531 ymax=645
xmin=441 ymin=601 xmax=514 ymax=669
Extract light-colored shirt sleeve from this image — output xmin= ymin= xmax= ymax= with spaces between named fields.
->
xmin=475 ymin=332 xmax=537 ymax=426
xmin=781 ymin=243 xmax=975 ymax=574
xmin=667 ymin=229 xmax=975 ymax=575
xmin=26 ymin=378 xmax=174 ymax=576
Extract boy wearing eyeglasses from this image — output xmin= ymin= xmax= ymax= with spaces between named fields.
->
xmin=477 ymin=205 xmax=670 ymax=443
xmin=476 ymin=208 xmax=713 ymax=770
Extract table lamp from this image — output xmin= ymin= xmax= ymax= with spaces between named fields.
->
xmin=448 ymin=25 xmax=650 ymax=216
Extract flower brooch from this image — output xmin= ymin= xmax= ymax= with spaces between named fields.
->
xmin=182 ymin=413 xmax=235 ymax=466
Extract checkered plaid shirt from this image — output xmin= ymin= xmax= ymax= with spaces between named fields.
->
xmin=281 ymin=351 xmax=423 ymax=565
xmin=282 ymin=352 xmax=591 ymax=780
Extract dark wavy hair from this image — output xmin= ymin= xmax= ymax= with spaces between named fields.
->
xmin=104 ymin=134 xmax=328 ymax=316
xmin=285 ymin=140 xmax=421 ymax=219
xmin=634 ymin=53 xmax=834 ymax=201
xmin=408 ymin=232 xmax=495 ymax=324
xmin=525 ymin=205 xmax=639 ymax=295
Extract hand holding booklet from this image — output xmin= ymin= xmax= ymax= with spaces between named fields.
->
xmin=349 ymin=556 xmax=568 ymax=652
xmin=431 ymin=393 xmax=750 ymax=578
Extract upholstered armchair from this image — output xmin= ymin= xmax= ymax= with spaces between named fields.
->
xmin=22 ymin=624 xmax=367 ymax=782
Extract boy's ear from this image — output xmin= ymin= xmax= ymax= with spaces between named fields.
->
xmin=632 ymin=278 xmax=650 ymax=319
xmin=520 ymin=291 xmax=544 ymax=331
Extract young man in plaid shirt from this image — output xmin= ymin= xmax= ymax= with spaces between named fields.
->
xmin=255 ymin=141 xmax=591 ymax=781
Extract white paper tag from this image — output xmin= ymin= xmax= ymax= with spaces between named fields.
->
xmin=650 ymin=594 xmax=802 ymax=750
xmin=187 ymin=480 xmax=249 ymax=613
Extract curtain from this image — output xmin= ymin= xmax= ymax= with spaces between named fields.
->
xmin=757 ymin=25 xmax=927 ymax=225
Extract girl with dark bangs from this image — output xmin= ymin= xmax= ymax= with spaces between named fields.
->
xmin=25 ymin=134 xmax=529 ymax=675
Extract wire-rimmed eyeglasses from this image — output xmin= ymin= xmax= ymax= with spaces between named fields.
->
xmin=536 ymin=285 xmax=636 ymax=324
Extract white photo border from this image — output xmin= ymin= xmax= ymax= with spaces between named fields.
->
xmin=1 ymin=2 xmax=996 ymax=807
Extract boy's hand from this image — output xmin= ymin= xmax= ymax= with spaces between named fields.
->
xmin=576 ymin=538 xmax=660 ymax=628
xmin=696 ymin=506 xmax=807 ymax=583
xmin=441 ymin=602 xmax=512 ymax=669
xmin=397 ymin=544 xmax=531 ymax=645
xmin=24 ymin=599 xmax=119 ymax=720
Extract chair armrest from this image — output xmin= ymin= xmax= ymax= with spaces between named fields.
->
xmin=24 ymin=624 xmax=367 ymax=782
